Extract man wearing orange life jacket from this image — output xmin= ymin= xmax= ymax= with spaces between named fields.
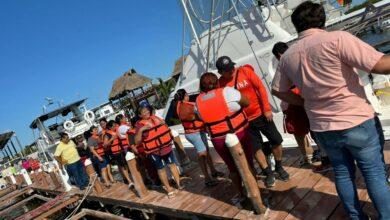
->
xmin=135 ymin=105 xmax=181 ymax=198
xmin=174 ymin=89 xmax=223 ymax=187
xmin=196 ymin=72 xmax=254 ymax=203
xmin=217 ymin=56 xmax=289 ymax=188
xmin=88 ymin=125 xmax=113 ymax=187
xmin=104 ymin=120 xmax=134 ymax=189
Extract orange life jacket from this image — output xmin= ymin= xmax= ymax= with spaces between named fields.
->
xmin=106 ymin=130 xmax=122 ymax=155
xmin=176 ymin=101 xmax=204 ymax=134
xmin=30 ymin=160 xmax=40 ymax=170
xmin=118 ymin=123 xmax=130 ymax=151
xmin=92 ymin=135 xmax=105 ymax=156
xmin=139 ymin=115 xmax=173 ymax=154
xmin=196 ymin=88 xmax=248 ymax=138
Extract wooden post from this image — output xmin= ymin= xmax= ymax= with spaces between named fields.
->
xmin=225 ymin=133 xmax=267 ymax=214
xmin=125 ymin=152 xmax=148 ymax=197
xmin=84 ymin=159 xmax=104 ymax=194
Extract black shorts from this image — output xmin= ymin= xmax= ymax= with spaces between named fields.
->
xmin=248 ymin=115 xmax=283 ymax=150
xmin=109 ymin=153 xmax=127 ymax=167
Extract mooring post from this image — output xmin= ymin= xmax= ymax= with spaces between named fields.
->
xmin=20 ymin=169 xmax=32 ymax=186
xmin=84 ymin=159 xmax=104 ymax=194
xmin=225 ymin=133 xmax=267 ymax=214
xmin=126 ymin=152 xmax=148 ymax=197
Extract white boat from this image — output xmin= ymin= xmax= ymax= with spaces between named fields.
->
xmin=161 ymin=0 xmax=390 ymax=149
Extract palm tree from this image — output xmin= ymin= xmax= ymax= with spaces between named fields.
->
xmin=155 ymin=77 xmax=177 ymax=108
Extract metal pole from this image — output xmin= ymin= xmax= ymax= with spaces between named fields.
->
xmin=180 ymin=0 xmax=208 ymax=65
xmin=6 ymin=145 xmax=14 ymax=158
xmin=3 ymin=149 xmax=10 ymax=159
xmin=10 ymin=140 xmax=18 ymax=157
xmin=205 ymin=0 xmax=216 ymax=71
xmin=181 ymin=8 xmax=186 ymax=76
xmin=13 ymin=135 xmax=24 ymax=157
xmin=230 ymin=0 xmax=280 ymax=111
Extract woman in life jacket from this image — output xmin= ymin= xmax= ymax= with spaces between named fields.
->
xmin=196 ymin=72 xmax=255 ymax=202
xmin=174 ymin=89 xmax=223 ymax=187
xmin=116 ymin=114 xmax=139 ymax=154
xmin=135 ymin=105 xmax=181 ymax=198
xmin=104 ymin=120 xmax=134 ymax=189
xmin=88 ymin=125 xmax=113 ymax=187
xmin=99 ymin=118 xmax=114 ymax=180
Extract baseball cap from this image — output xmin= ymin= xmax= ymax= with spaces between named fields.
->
xmin=216 ymin=56 xmax=236 ymax=72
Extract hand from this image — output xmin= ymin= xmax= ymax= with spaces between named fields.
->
xmin=142 ymin=124 xmax=152 ymax=131
xmin=98 ymin=156 xmax=104 ymax=162
xmin=264 ymin=111 xmax=273 ymax=122
xmin=62 ymin=159 xmax=68 ymax=165
xmin=133 ymin=148 xmax=139 ymax=155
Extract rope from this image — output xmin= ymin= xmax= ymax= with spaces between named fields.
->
xmin=64 ymin=174 xmax=98 ymax=219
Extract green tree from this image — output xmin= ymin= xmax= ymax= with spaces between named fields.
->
xmin=155 ymin=77 xmax=177 ymax=108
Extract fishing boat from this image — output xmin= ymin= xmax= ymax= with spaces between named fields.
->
xmin=162 ymin=0 xmax=390 ymax=148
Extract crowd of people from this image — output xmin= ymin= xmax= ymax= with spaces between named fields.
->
xmin=52 ymin=1 xmax=390 ymax=218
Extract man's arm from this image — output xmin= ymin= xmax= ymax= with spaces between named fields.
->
xmin=247 ymin=68 xmax=272 ymax=113
xmin=372 ymin=55 xmax=390 ymax=74
xmin=272 ymin=89 xmax=304 ymax=106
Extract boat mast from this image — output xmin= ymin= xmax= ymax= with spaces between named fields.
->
xmin=205 ymin=0 xmax=216 ymax=71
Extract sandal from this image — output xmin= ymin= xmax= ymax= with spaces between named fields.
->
xmin=205 ymin=179 xmax=218 ymax=187
xmin=211 ymin=171 xmax=224 ymax=178
xmin=167 ymin=191 xmax=175 ymax=199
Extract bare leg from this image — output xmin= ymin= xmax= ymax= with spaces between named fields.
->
xmin=101 ymin=167 xmax=110 ymax=186
xmin=254 ymin=148 xmax=269 ymax=169
xmin=174 ymin=137 xmax=190 ymax=164
xmin=157 ymin=168 xmax=174 ymax=194
xmin=106 ymin=164 xmax=114 ymax=183
xmin=198 ymin=152 xmax=212 ymax=182
xmin=206 ymin=151 xmax=218 ymax=174
xmin=294 ymin=134 xmax=314 ymax=159
xmin=168 ymin=163 xmax=181 ymax=188
xmin=272 ymin=145 xmax=283 ymax=161
xmin=119 ymin=166 xmax=133 ymax=184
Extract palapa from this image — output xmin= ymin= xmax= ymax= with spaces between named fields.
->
xmin=109 ymin=69 xmax=152 ymax=100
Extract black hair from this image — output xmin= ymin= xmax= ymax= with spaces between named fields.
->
xmin=107 ymin=120 xmax=116 ymax=129
xmin=291 ymin=1 xmax=326 ymax=33
xmin=99 ymin=118 xmax=107 ymax=123
xmin=59 ymin=132 xmax=68 ymax=139
xmin=115 ymin=114 xmax=124 ymax=124
xmin=137 ymin=105 xmax=152 ymax=116
xmin=200 ymin=72 xmax=219 ymax=92
xmin=272 ymin=42 xmax=289 ymax=59
xmin=172 ymin=89 xmax=187 ymax=118
xmin=84 ymin=130 xmax=92 ymax=139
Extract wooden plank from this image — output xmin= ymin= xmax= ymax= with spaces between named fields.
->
xmin=0 ymin=186 xmax=16 ymax=198
xmin=35 ymin=196 xmax=80 ymax=219
xmin=70 ymin=208 xmax=129 ymax=220
xmin=0 ymin=194 xmax=50 ymax=218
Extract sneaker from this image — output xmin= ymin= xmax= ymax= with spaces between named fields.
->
xmin=128 ymin=183 xmax=135 ymax=189
xmin=313 ymin=164 xmax=333 ymax=173
xmin=264 ymin=173 xmax=275 ymax=188
xmin=275 ymin=166 xmax=290 ymax=181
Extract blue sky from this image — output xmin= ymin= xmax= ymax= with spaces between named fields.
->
xmin=0 ymin=0 xmax=185 ymax=153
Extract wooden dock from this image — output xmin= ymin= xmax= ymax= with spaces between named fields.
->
xmin=2 ymin=143 xmax=389 ymax=219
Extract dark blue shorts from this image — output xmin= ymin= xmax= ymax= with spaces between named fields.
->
xmin=149 ymin=151 xmax=175 ymax=170
xmin=92 ymin=156 xmax=108 ymax=169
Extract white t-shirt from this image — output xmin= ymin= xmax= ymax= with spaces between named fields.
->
xmin=222 ymin=87 xmax=242 ymax=112
xmin=118 ymin=125 xmax=130 ymax=138
xmin=195 ymin=87 xmax=242 ymax=117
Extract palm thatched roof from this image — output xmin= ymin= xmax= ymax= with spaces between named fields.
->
xmin=0 ymin=131 xmax=14 ymax=150
xmin=109 ymin=69 xmax=152 ymax=100
xmin=171 ymin=56 xmax=187 ymax=77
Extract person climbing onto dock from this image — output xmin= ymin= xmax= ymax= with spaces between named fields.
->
xmin=104 ymin=120 xmax=134 ymax=189
xmin=272 ymin=1 xmax=390 ymax=219
xmin=135 ymin=105 xmax=182 ymax=198
xmin=174 ymin=88 xmax=223 ymax=187
xmin=217 ymin=55 xmax=289 ymax=188
xmin=54 ymin=132 xmax=89 ymax=190
xmin=88 ymin=125 xmax=113 ymax=188
xmin=195 ymin=72 xmax=256 ymax=206
xmin=272 ymin=42 xmax=314 ymax=165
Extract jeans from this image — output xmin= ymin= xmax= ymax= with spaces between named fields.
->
xmin=66 ymin=160 xmax=89 ymax=190
xmin=313 ymin=118 xmax=390 ymax=220
xmin=185 ymin=131 xmax=209 ymax=153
